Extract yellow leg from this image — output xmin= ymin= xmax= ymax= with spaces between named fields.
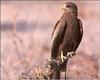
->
xmin=60 ymin=51 xmax=66 ymax=63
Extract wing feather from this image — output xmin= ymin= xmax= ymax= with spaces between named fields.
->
xmin=73 ymin=19 xmax=83 ymax=51
xmin=51 ymin=18 xmax=67 ymax=58
xmin=51 ymin=20 xmax=60 ymax=38
xmin=79 ymin=19 xmax=83 ymax=42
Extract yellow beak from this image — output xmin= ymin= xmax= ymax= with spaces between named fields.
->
xmin=60 ymin=4 xmax=67 ymax=10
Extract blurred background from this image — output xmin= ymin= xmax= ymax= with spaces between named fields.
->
xmin=1 ymin=1 xmax=100 ymax=80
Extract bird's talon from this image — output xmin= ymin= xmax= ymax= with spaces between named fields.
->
xmin=67 ymin=51 xmax=75 ymax=58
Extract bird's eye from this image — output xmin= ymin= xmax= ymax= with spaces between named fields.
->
xmin=66 ymin=5 xmax=70 ymax=8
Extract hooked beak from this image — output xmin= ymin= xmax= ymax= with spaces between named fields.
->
xmin=60 ymin=4 xmax=72 ymax=13
xmin=60 ymin=4 xmax=67 ymax=10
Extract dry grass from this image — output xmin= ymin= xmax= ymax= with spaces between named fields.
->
xmin=17 ymin=64 xmax=51 ymax=80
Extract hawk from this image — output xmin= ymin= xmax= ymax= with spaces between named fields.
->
xmin=51 ymin=2 xmax=83 ymax=79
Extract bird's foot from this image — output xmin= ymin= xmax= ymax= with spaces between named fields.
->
xmin=60 ymin=51 xmax=66 ymax=63
xmin=67 ymin=51 xmax=76 ymax=58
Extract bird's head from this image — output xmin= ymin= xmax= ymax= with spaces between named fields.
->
xmin=60 ymin=2 xmax=78 ymax=16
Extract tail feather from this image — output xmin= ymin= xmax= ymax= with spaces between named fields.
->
xmin=60 ymin=59 xmax=68 ymax=71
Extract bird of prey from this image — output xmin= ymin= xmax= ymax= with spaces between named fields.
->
xmin=51 ymin=2 xmax=83 ymax=79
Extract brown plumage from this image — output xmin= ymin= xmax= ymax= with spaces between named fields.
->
xmin=51 ymin=2 xmax=83 ymax=79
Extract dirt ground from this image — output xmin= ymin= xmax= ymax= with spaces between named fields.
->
xmin=1 ymin=1 xmax=100 ymax=80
